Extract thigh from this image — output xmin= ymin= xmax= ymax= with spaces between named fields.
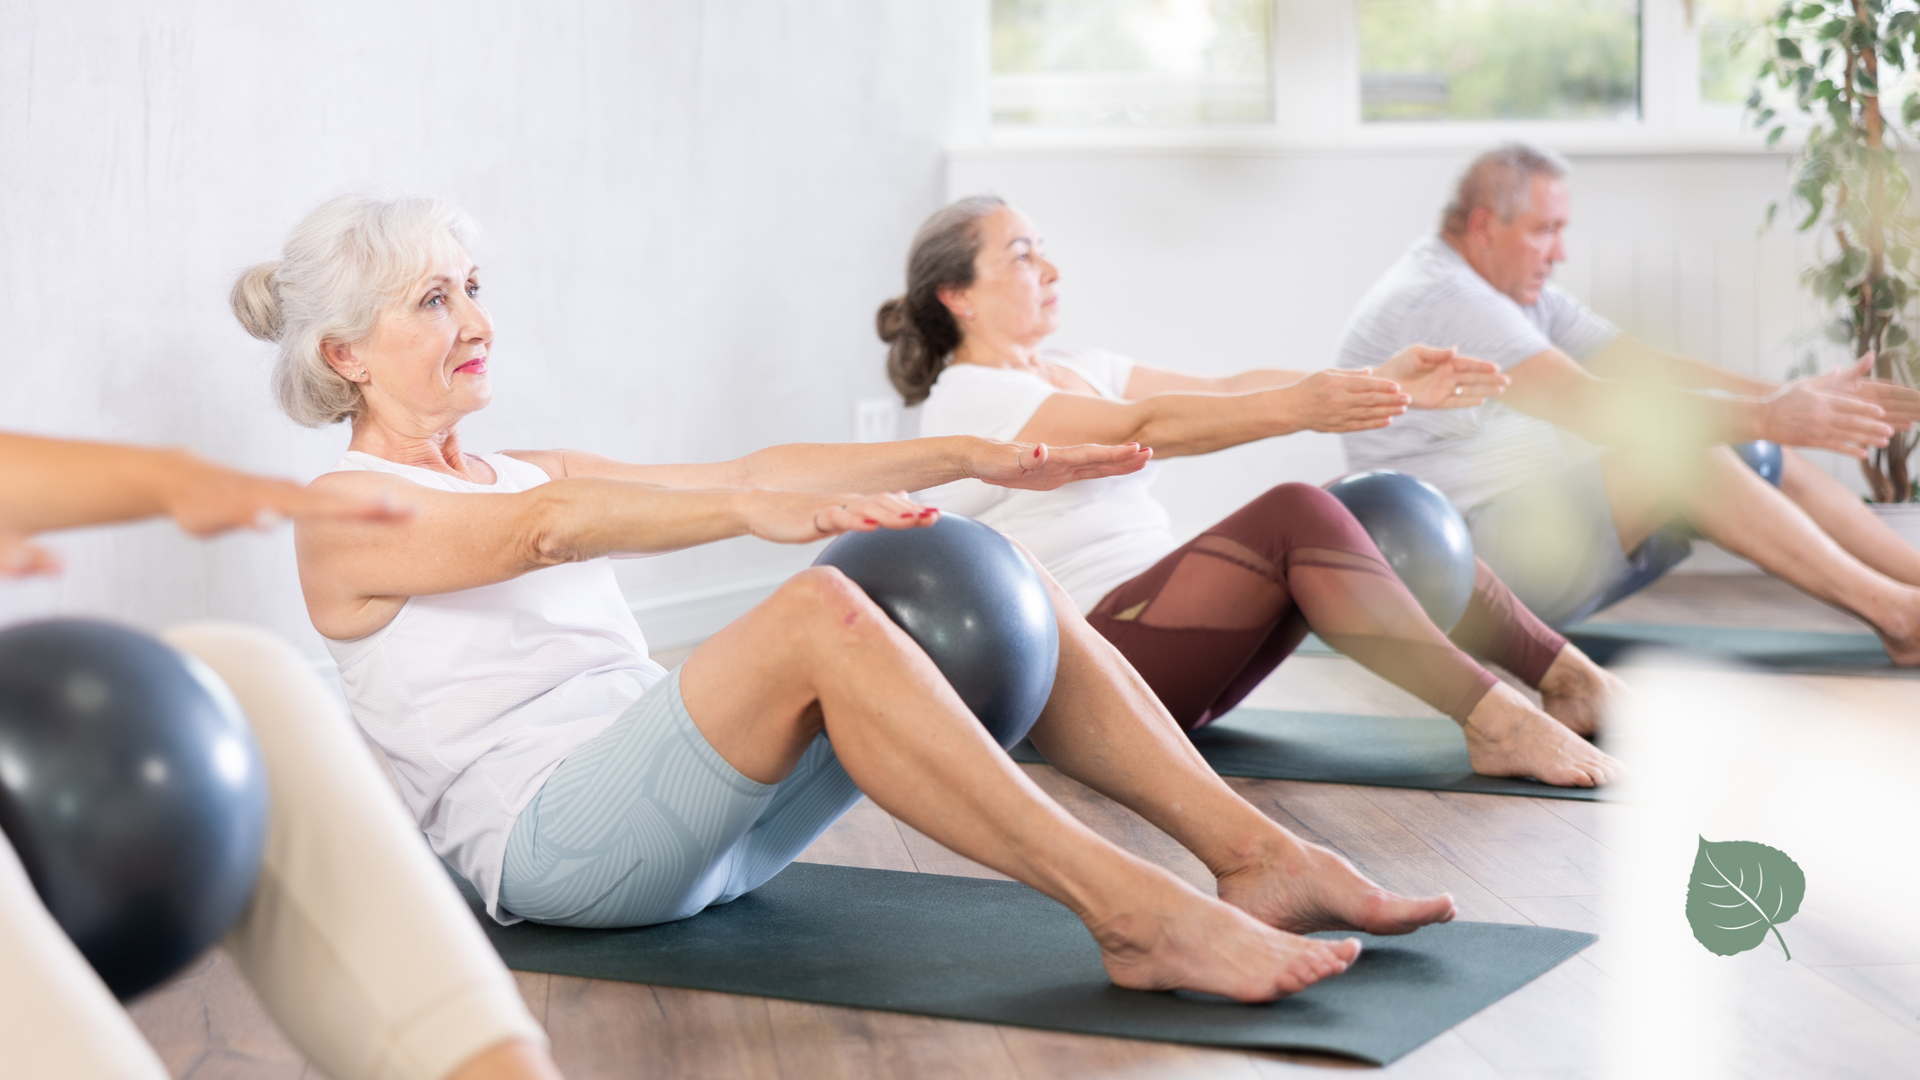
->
xmin=499 ymin=668 xmax=779 ymax=929
xmin=1469 ymin=460 xmax=1630 ymax=628
xmin=0 ymin=833 xmax=168 ymax=1080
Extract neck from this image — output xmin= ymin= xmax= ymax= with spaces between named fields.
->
xmin=950 ymin=331 xmax=1043 ymax=373
xmin=347 ymin=413 xmax=483 ymax=480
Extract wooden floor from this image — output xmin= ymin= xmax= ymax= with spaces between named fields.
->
xmin=126 ymin=574 xmax=1920 ymax=1079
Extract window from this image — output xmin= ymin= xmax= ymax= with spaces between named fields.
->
xmin=991 ymin=0 xmax=1273 ymax=126
xmin=1356 ymin=0 xmax=1641 ymax=122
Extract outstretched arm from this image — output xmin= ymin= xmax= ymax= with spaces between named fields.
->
xmin=1125 ymin=345 xmax=1508 ymax=410
xmin=0 ymin=433 xmax=405 ymax=577
xmin=297 ymin=469 xmax=945 ymax=640
xmin=1011 ymin=371 xmax=1411 ymax=458
xmin=1501 ymin=348 xmax=1897 ymax=458
xmin=505 ymin=435 xmax=1151 ymax=495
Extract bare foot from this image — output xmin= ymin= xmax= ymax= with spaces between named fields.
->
xmin=1463 ymin=684 xmax=1622 ymax=787
xmin=1215 ymin=838 xmax=1456 ymax=937
xmin=1536 ymin=644 xmax=1626 ymax=737
xmin=1872 ymin=593 xmax=1920 ymax=666
xmin=1089 ymin=875 xmax=1363 ymax=1002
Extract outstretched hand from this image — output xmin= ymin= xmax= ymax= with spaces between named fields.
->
xmin=1761 ymin=357 xmax=1894 ymax=458
xmin=1375 ymin=344 xmax=1510 ymax=410
xmin=742 ymin=489 xmax=939 ymax=544
xmin=1279 ymin=369 xmax=1410 ymax=433
xmin=1807 ymin=354 xmax=1920 ymax=431
xmin=0 ymin=526 xmax=61 ymax=578
xmin=974 ymin=440 xmax=1153 ymax=491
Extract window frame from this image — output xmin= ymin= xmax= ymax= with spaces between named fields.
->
xmin=982 ymin=0 xmax=1786 ymax=154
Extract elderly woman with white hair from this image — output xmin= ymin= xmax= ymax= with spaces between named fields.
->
xmin=240 ymin=193 xmax=1463 ymax=1005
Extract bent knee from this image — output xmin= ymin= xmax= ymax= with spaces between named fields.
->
xmin=1247 ymin=482 xmax=1367 ymax=532
xmin=776 ymin=567 xmax=891 ymax=633
xmin=161 ymin=621 xmax=311 ymax=684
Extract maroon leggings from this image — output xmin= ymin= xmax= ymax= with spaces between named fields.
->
xmin=1086 ymin=483 xmax=1568 ymax=731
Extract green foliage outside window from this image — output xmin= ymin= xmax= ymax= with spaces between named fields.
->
xmin=1357 ymin=0 xmax=1640 ymax=122
xmin=992 ymin=0 xmax=1272 ymax=126
xmin=1752 ymin=0 xmax=1920 ymax=501
xmin=1700 ymin=0 xmax=1782 ymax=104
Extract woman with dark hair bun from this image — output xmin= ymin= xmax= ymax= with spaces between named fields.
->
xmin=885 ymin=198 xmax=1624 ymax=788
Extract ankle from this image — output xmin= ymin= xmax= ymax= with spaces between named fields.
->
xmin=1207 ymin=822 xmax=1312 ymax=885
xmin=1536 ymin=646 xmax=1600 ymax=697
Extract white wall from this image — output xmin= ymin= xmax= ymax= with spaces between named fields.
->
xmin=947 ymin=148 xmax=1854 ymax=547
xmin=0 ymin=0 xmax=985 ymax=652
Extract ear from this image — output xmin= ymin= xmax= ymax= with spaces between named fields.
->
xmin=1466 ymin=206 xmax=1498 ymax=244
xmin=936 ymin=283 xmax=973 ymax=322
xmin=320 ymin=339 xmax=364 ymax=383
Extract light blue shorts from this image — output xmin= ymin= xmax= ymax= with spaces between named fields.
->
xmin=1468 ymin=457 xmax=1702 ymax=628
xmin=497 ymin=668 xmax=862 ymax=929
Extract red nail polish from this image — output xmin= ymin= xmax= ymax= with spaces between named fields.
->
xmin=863 ymin=519 xmax=877 ymax=526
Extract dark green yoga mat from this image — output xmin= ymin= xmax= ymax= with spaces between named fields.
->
xmin=1010 ymin=708 xmax=1607 ymax=801
xmin=1564 ymin=621 xmax=1910 ymax=675
xmin=468 ymin=862 xmax=1594 ymax=1065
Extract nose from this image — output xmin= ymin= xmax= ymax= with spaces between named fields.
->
xmin=458 ymin=294 xmax=494 ymax=344
xmin=1040 ymin=253 xmax=1060 ymax=284
xmin=1549 ymin=231 xmax=1567 ymax=265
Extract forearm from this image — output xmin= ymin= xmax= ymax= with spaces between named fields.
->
xmin=0 ymin=434 xmax=190 ymax=532
xmin=523 ymin=481 xmax=751 ymax=563
xmin=725 ymin=437 xmax=980 ymax=493
xmin=1128 ymin=390 xmax=1306 ymax=457
xmin=1213 ymin=368 xmax=1311 ymax=393
xmin=1584 ymin=337 xmax=1776 ymax=396
xmin=1550 ymin=381 xmax=1761 ymax=450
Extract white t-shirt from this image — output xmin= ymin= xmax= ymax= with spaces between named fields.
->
xmin=916 ymin=347 xmax=1174 ymax=612
xmin=1335 ymin=235 xmax=1619 ymax=513
xmin=324 ymin=451 xmax=668 ymax=922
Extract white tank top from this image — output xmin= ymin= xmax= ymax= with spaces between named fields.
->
xmin=324 ymin=451 xmax=667 ymax=920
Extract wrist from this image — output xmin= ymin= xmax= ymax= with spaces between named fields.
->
xmin=144 ymin=446 xmax=207 ymax=518
xmin=955 ymin=436 xmax=989 ymax=482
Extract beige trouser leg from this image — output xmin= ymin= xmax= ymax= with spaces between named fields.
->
xmin=0 ymin=621 xmax=543 ymax=1079
xmin=0 ymin=830 xmax=170 ymax=1079
xmin=160 ymin=622 xmax=546 ymax=1080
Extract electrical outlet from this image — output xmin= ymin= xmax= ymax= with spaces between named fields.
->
xmin=853 ymin=397 xmax=898 ymax=443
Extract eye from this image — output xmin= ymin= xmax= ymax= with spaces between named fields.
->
xmin=466 ymin=281 xmax=481 ymax=298
xmin=424 ymin=291 xmax=445 ymax=308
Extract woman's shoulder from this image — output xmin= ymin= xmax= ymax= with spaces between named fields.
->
xmin=920 ymin=362 xmax=1057 ymax=441
xmin=1040 ymin=346 xmax=1134 ymax=399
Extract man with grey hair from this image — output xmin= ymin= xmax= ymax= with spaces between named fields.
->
xmin=1335 ymin=141 xmax=1920 ymax=664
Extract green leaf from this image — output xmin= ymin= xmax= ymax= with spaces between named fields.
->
xmin=1770 ymin=124 xmax=1788 ymax=147
xmin=1819 ymin=17 xmax=1848 ymax=40
xmin=1827 ymin=317 xmax=1858 ymax=342
xmin=1686 ymin=837 xmax=1806 ymax=960
xmin=1905 ymin=94 xmax=1920 ymax=125
xmin=1798 ymin=2 xmax=1824 ymax=17
xmin=1780 ymin=37 xmax=1804 ymax=60
xmin=1887 ymin=322 xmax=1910 ymax=347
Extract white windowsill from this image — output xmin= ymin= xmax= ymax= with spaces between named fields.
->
xmin=962 ymin=122 xmax=1796 ymax=158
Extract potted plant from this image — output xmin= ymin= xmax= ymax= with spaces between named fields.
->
xmin=1750 ymin=0 xmax=1920 ymax=543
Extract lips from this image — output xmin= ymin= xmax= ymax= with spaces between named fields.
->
xmin=455 ymin=356 xmax=488 ymax=375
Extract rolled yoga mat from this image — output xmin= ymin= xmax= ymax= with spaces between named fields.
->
xmin=1010 ymin=708 xmax=1609 ymax=801
xmin=465 ymin=861 xmax=1594 ymax=1066
xmin=1564 ymin=621 xmax=1910 ymax=676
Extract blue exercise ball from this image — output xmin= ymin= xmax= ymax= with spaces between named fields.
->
xmin=0 ymin=620 xmax=269 ymax=999
xmin=813 ymin=514 xmax=1059 ymax=749
xmin=1324 ymin=471 xmax=1477 ymax=633
xmin=1731 ymin=440 xmax=1784 ymax=487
